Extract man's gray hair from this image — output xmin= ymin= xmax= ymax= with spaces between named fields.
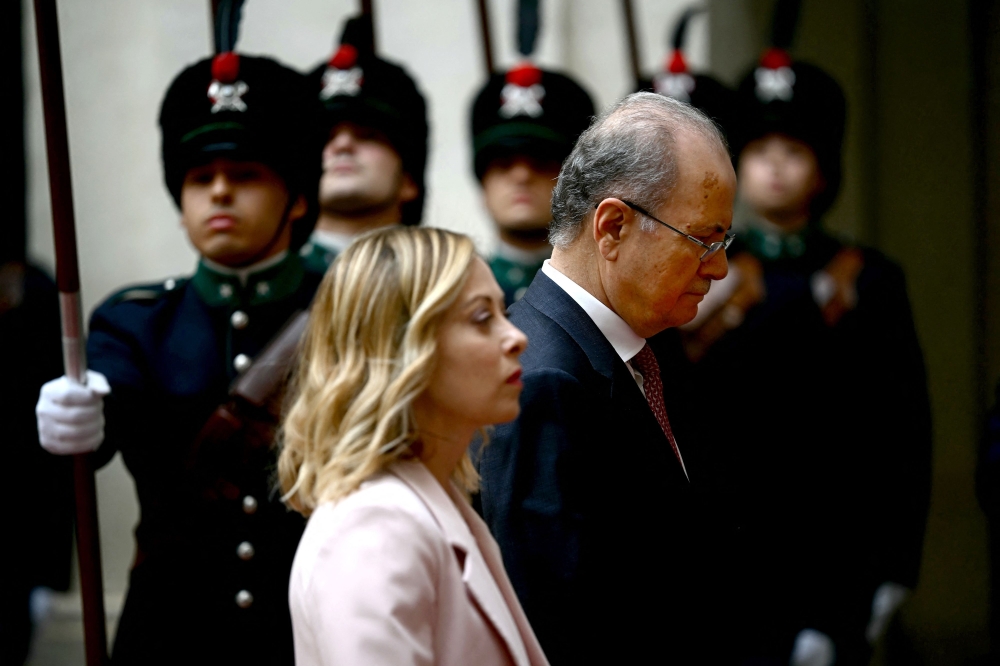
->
xmin=549 ymin=92 xmax=728 ymax=248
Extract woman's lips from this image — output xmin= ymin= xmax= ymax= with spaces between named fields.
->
xmin=506 ymin=369 xmax=523 ymax=386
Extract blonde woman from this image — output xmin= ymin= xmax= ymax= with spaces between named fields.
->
xmin=280 ymin=227 xmax=546 ymax=666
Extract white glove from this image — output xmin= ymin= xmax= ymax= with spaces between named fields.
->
xmin=790 ymin=629 xmax=835 ymax=666
xmin=36 ymin=371 xmax=111 ymax=455
xmin=866 ymin=581 xmax=910 ymax=645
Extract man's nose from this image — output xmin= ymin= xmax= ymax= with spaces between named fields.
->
xmin=210 ymin=172 xmax=233 ymax=200
xmin=328 ymin=127 xmax=357 ymax=153
xmin=509 ymin=160 xmax=532 ymax=182
xmin=700 ymin=249 xmax=729 ymax=281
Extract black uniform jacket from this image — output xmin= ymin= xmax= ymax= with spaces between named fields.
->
xmin=87 ymin=253 xmax=321 ymax=666
xmin=693 ymin=228 xmax=932 ymax=663
xmin=477 ymin=271 xmax=737 ymax=665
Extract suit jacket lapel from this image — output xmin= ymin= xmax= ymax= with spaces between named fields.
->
xmin=520 ymin=273 xmax=687 ymax=481
xmin=521 ymin=272 xmax=619 ymax=381
xmin=391 ymin=461 xmax=533 ymax=666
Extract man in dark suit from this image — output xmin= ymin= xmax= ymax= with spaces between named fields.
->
xmin=478 ymin=92 xmax=737 ymax=664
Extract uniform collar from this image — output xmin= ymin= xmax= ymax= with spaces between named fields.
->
xmin=494 ymin=240 xmax=551 ymax=266
xmin=192 ymin=251 xmax=304 ymax=307
xmin=309 ymin=228 xmax=357 ymax=255
xmin=740 ymin=217 xmax=823 ymax=261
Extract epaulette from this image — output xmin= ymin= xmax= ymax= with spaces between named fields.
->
xmin=111 ymin=277 xmax=188 ymax=304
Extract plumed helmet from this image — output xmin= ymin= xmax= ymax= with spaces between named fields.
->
xmin=637 ymin=6 xmax=736 ymax=145
xmin=731 ymin=0 xmax=847 ymax=217
xmin=159 ymin=53 xmax=323 ymax=249
xmin=471 ymin=64 xmax=595 ymax=180
xmin=307 ymin=15 xmax=429 ymax=227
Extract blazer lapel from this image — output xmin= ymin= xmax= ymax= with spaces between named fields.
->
xmin=451 ymin=491 xmax=550 ymax=666
xmin=391 ymin=461 xmax=532 ymax=666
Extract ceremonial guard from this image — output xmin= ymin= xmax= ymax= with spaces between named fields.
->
xmin=298 ymin=15 xmax=429 ymax=272
xmin=34 ymin=22 xmax=323 ymax=665
xmin=637 ymin=6 xmax=735 ymax=141
xmin=682 ymin=8 xmax=933 ymax=665
xmin=470 ymin=2 xmax=594 ymax=307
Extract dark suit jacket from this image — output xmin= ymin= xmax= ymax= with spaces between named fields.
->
xmin=478 ymin=272 xmax=736 ymax=665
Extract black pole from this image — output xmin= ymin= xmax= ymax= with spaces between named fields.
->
xmin=31 ymin=1 xmax=108 ymax=664
xmin=475 ymin=0 xmax=495 ymax=75
xmin=621 ymin=0 xmax=642 ymax=87
xmin=360 ymin=0 xmax=376 ymax=51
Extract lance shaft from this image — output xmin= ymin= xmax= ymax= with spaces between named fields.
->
xmin=32 ymin=0 xmax=109 ymax=664
xmin=621 ymin=0 xmax=641 ymax=87
xmin=475 ymin=0 xmax=495 ymax=75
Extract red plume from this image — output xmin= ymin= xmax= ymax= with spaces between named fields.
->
xmin=760 ymin=47 xmax=792 ymax=70
xmin=212 ymin=52 xmax=240 ymax=83
xmin=506 ymin=62 xmax=543 ymax=88
xmin=329 ymin=44 xmax=358 ymax=70
xmin=666 ymin=50 xmax=688 ymax=74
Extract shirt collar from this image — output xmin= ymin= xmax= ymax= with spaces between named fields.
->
xmin=540 ymin=260 xmax=646 ymax=363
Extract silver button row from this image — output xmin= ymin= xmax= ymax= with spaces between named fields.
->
xmin=234 ymin=353 xmax=251 ymax=373
xmin=237 ymin=541 xmax=255 ymax=561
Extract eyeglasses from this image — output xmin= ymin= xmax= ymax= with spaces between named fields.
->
xmin=616 ymin=199 xmax=735 ymax=263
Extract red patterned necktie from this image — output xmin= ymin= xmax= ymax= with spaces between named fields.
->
xmin=630 ymin=343 xmax=686 ymax=471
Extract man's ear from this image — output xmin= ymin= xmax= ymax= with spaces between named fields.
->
xmin=287 ymin=194 xmax=308 ymax=224
xmin=593 ymin=198 xmax=631 ymax=261
xmin=399 ymin=173 xmax=419 ymax=204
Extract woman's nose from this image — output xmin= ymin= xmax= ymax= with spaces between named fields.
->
xmin=505 ymin=321 xmax=529 ymax=355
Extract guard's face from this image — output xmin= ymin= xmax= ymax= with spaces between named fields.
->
xmin=180 ymin=158 xmax=303 ymax=267
xmin=602 ymin=132 xmax=735 ymax=337
xmin=416 ymin=257 xmax=528 ymax=433
xmin=319 ymin=122 xmax=417 ymax=215
xmin=737 ymin=133 xmax=824 ymax=228
xmin=481 ymin=155 xmax=561 ymax=233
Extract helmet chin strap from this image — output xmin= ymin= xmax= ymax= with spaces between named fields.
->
xmin=235 ymin=193 xmax=299 ymax=268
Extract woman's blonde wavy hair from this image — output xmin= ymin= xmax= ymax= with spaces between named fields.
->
xmin=278 ymin=227 xmax=479 ymax=516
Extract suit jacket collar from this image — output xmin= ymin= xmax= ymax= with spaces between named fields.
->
xmin=390 ymin=460 xmax=538 ymax=666
xmin=520 ymin=272 xmax=690 ymax=483
xmin=521 ymin=271 xmax=621 ymax=381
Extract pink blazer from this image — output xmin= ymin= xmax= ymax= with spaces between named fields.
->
xmin=288 ymin=459 xmax=550 ymax=666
